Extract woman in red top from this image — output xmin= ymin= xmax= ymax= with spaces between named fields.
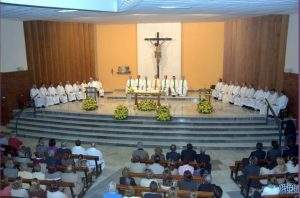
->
xmin=8 ymin=133 xmax=23 ymax=155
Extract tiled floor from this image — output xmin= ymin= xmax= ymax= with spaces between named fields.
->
xmin=17 ymin=137 xmax=250 ymax=198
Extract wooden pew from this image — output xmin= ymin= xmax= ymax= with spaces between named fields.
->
xmin=128 ymin=172 xmax=205 ymax=184
xmin=242 ymin=173 xmax=298 ymax=198
xmin=137 ymin=159 xmax=208 ymax=169
xmin=229 ymin=160 xmax=243 ymax=182
xmin=71 ymin=154 xmax=102 ymax=176
xmin=117 ymin=184 xmax=214 ymax=198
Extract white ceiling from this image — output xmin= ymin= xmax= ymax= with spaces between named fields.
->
xmin=0 ymin=0 xmax=298 ymax=23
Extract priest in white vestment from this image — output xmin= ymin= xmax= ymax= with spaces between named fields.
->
xmin=126 ymin=76 xmax=135 ymax=93
xmin=170 ymin=76 xmax=179 ymax=96
xmin=134 ymin=75 xmax=142 ymax=91
xmin=218 ymin=82 xmax=228 ymax=101
xmin=234 ymin=83 xmax=247 ymax=106
xmin=39 ymin=84 xmax=54 ymax=107
xmin=73 ymin=81 xmax=84 ymax=101
xmin=269 ymin=91 xmax=288 ymax=116
xmin=178 ymin=76 xmax=188 ymax=97
xmin=247 ymin=87 xmax=264 ymax=109
xmin=254 ymin=87 xmax=270 ymax=110
xmin=65 ymin=81 xmax=76 ymax=102
xmin=241 ymin=84 xmax=255 ymax=107
xmin=94 ymin=78 xmax=104 ymax=97
xmin=30 ymin=84 xmax=46 ymax=108
xmin=259 ymin=89 xmax=278 ymax=115
xmin=161 ymin=75 xmax=170 ymax=96
xmin=212 ymin=78 xmax=223 ymax=99
xmin=81 ymin=81 xmax=88 ymax=99
xmin=142 ymin=76 xmax=151 ymax=92
xmin=48 ymin=84 xmax=60 ymax=105
xmin=229 ymin=82 xmax=241 ymax=104
xmin=151 ymin=75 xmax=161 ymax=91
xmin=222 ymin=81 xmax=234 ymax=103
xmin=85 ymin=143 xmax=105 ymax=171
xmin=56 ymin=82 xmax=68 ymax=103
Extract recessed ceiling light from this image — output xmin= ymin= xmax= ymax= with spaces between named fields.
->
xmin=58 ymin=9 xmax=78 ymax=13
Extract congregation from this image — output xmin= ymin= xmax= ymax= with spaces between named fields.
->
xmin=0 ymin=133 xmax=105 ymax=198
xmin=30 ymin=78 xmax=104 ymax=108
xmin=211 ymin=79 xmax=289 ymax=116
xmin=126 ymin=75 xmax=188 ymax=97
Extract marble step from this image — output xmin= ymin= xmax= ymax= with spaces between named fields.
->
xmin=12 ymin=130 xmax=272 ymax=150
xmin=10 ymin=119 xmax=278 ymax=132
xmin=24 ymin=113 xmax=270 ymax=126
xmin=8 ymin=126 xmax=279 ymax=143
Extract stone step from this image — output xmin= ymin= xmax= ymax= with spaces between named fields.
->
xmin=12 ymin=130 xmax=271 ymax=150
xmin=8 ymin=126 xmax=279 ymax=143
xmin=9 ymin=119 xmax=278 ymax=132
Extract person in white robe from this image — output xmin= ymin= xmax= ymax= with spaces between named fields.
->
xmin=269 ymin=91 xmax=288 ymax=116
xmin=151 ymin=75 xmax=161 ymax=91
xmin=212 ymin=78 xmax=223 ymax=99
xmin=134 ymin=75 xmax=142 ymax=91
xmin=73 ymin=81 xmax=84 ymax=101
xmin=229 ymin=82 xmax=241 ymax=104
xmin=81 ymin=81 xmax=88 ymax=99
xmin=234 ymin=83 xmax=247 ymax=106
xmin=218 ymin=82 xmax=228 ymax=101
xmin=141 ymin=76 xmax=151 ymax=92
xmin=241 ymin=84 xmax=255 ymax=107
xmin=161 ymin=75 xmax=170 ymax=96
xmin=30 ymin=84 xmax=46 ymax=108
xmin=222 ymin=81 xmax=234 ymax=103
xmin=254 ymin=87 xmax=270 ymax=110
xmin=48 ymin=84 xmax=60 ymax=105
xmin=39 ymin=84 xmax=54 ymax=107
xmin=247 ymin=86 xmax=264 ymax=109
xmin=126 ymin=76 xmax=135 ymax=93
xmin=178 ymin=76 xmax=188 ymax=97
xmin=65 ymin=81 xmax=76 ymax=102
xmin=259 ymin=89 xmax=278 ymax=115
xmin=94 ymin=78 xmax=104 ymax=97
xmin=56 ymin=82 xmax=68 ymax=103
xmin=85 ymin=143 xmax=105 ymax=171
xmin=170 ymin=76 xmax=179 ymax=96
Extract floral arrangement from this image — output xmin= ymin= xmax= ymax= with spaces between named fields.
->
xmin=82 ymin=97 xmax=98 ymax=111
xmin=155 ymin=105 xmax=172 ymax=121
xmin=114 ymin=105 xmax=129 ymax=120
xmin=137 ymin=99 xmax=157 ymax=111
xmin=197 ymin=99 xmax=213 ymax=114
xmin=127 ymin=87 xmax=135 ymax=94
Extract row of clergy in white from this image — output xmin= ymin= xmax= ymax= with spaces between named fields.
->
xmin=30 ymin=78 xmax=104 ymax=108
xmin=211 ymin=79 xmax=288 ymax=116
xmin=126 ymin=75 xmax=188 ymax=96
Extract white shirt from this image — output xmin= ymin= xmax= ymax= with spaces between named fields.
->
xmin=11 ymin=189 xmax=29 ymax=198
xmin=85 ymin=147 xmax=105 ymax=169
xmin=140 ymin=178 xmax=159 ymax=188
xmin=147 ymin=163 xmax=164 ymax=174
xmin=178 ymin=164 xmax=194 ymax=175
xmin=261 ymin=185 xmax=280 ymax=196
xmin=71 ymin=146 xmax=86 ymax=155
xmin=47 ymin=191 xmax=67 ymax=198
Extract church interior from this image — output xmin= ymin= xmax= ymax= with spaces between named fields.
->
xmin=0 ymin=0 xmax=299 ymax=198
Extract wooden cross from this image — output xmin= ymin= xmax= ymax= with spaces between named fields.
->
xmin=145 ymin=32 xmax=172 ymax=78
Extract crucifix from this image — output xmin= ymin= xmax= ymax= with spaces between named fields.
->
xmin=145 ymin=32 xmax=172 ymax=78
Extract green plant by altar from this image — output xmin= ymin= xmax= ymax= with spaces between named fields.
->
xmin=82 ymin=97 xmax=98 ymax=111
xmin=137 ymin=99 xmax=157 ymax=111
xmin=197 ymin=99 xmax=213 ymax=114
xmin=155 ymin=105 xmax=172 ymax=121
xmin=114 ymin=105 xmax=129 ymax=120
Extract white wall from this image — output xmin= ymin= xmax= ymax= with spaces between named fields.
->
xmin=0 ymin=18 xmax=28 ymax=73
xmin=137 ymin=23 xmax=181 ymax=79
xmin=284 ymin=13 xmax=299 ymax=74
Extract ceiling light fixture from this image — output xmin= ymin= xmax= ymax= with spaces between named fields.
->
xmin=58 ymin=9 xmax=78 ymax=13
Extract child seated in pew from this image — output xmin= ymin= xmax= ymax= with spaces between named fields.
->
xmin=143 ymin=181 xmax=163 ymax=198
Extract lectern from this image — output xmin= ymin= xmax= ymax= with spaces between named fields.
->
xmin=86 ymin=87 xmax=97 ymax=100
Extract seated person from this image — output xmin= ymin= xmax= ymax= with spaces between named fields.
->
xmin=261 ymin=176 xmax=280 ymax=196
xmin=286 ymin=157 xmax=298 ymax=173
xmin=35 ymin=138 xmax=48 ymax=158
xmin=270 ymin=91 xmax=288 ymax=116
xmin=198 ymin=175 xmax=215 ymax=192
xmin=103 ymin=182 xmax=122 ymax=198
xmin=140 ymin=169 xmax=158 ymax=188
xmin=195 ymin=148 xmax=211 ymax=164
xmin=211 ymin=78 xmax=223 ymax=99
xmin=132 ymin=142 xmax=149 ymax=161
xmin=238 ymin=156 xmax=260 ymax=189
xmin=47 ymin=183 xmax=67 ymax=198
xmin=272 ymin=157 xmax=287 ymax=175
xmin=3 ymin=160 xmax=18 ymax=179
xmin=143 ymin=181 xmax=163 ymax=198
xmin=8 ymin=133 xmax=23 ymax=155
xmin=71 ymin=140 xmax=86 ymax=155
xmin=177 ymin=170 xmax=198 ymax=191
xmin=168 ymin=161 xmax=179 ymax=175
xmin=10 ymin=177 xmax=29 ymax=198
xmin=178 ymin=158 xmax=194 ymax=176
xmin=249 ymin=142 xmax=266 ymax=161
xmin=119 ymin=167 xmax=136 ymax=186
xmin=129 ymin=155 xmax=146 ymax=173
xmin=266 ymin=140 xmax=282 ymax=168
xmin=86 ymin=142 xmax=105 ymax=171
xmin=18 ymin=163 xmax=33 ymax=189
xmin=181 ymin=143 xmax=196 ymax=162
xmin=148 ymin=155 xmax=164 ymax=174
xmin=282 ymin=139 xmax=298 ymax=159
xmin=45 ymin=165 xmax=61 ymax=180
xmin=161 ymin=169 xmax=173 ymax=190
xmin=279 ymin=173 xmax=299 ymax=195
xmin=150 ymin=146 xmax=165 ymax=161
xmin=56 ymin=142 xmax=72 ymax=158
xmin=193 ymin=161 xmax=211 ymax=176
xmin=166 ymin=144 xmax=180 ymax=162
xmin=61 ymin=151 xmax=75 ymax=167
xmin=28 ymin=178 xmax=46 ymax=198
